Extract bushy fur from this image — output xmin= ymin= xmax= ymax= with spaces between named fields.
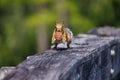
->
xmin=52 ymin=22 xmax=73 ymax=49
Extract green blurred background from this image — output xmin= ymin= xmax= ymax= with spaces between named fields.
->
xmin=0 ymin=0 xmax=120 ymax=66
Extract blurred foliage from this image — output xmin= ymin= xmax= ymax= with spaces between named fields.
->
xmin=0 ymin=0 xmax=120 ymax=66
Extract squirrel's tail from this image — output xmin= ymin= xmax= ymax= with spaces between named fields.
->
xmin=65 ymin=28 xmax=73 ymax=39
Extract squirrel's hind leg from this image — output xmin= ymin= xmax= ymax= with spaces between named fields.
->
xmin=67 ymin=40 xmax=71 ymax=49
xmin=53 ymin=43 xmax=58 ymax=49
xmin=67 ymin=44 xmax=70 ymax=48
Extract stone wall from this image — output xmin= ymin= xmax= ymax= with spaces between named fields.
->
xmin=0 ymin=27 xmax=120 ymax=80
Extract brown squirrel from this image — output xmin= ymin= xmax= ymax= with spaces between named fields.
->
xmin=51 ymin=21 xmax=73 ymax=49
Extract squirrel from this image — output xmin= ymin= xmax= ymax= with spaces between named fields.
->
xmin=51 ymin=21 xmax=73 ymax=49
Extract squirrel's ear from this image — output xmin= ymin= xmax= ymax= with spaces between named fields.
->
xmin=55 ymin=21 xmax=57 ymax=28
xmin=62 ymin=21 xmax=64 ymax=27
